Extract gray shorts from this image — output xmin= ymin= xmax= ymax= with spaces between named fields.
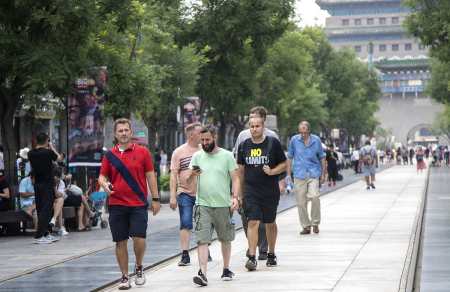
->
xmin=22 ymin=203 xmax=37 ymax=218
xmin=362 ymin=164 xmax=376 ymax=176
xmin=193 ymin=206 xmax=235 ymax=245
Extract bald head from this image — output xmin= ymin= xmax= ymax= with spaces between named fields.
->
xmin=299 ymin=121 xmax=310 ymax=131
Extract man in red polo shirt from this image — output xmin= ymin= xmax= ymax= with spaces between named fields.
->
xmin=99 ymin=118 xmax=160 ymax=290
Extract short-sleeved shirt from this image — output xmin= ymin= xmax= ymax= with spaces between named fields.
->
xmin=100 ymin=142 xmax=154 ymax=207
xmin=326 ymin=151 xmax=338 ymax=168
xmin=287 ymin=134 xmax=326 ymax=179
xmin=171 ymin=144 xmax=202 ymax=196
xmin=28 ymin=148 xmax=58 ymax=188
xmin=233 ymin=128 xmax=279 ymax=157
xmin=360 ymin=146 xmax=377 ymax=162
xmin=189 ymin=149 xmax=237 ymax=207
xmin=0 ymin=178 xmax=9 ymax=205
xmin=161 ymin=154 xmax=167 ymax=166
xmin=237 ymin=137 xmax=286 ymax=197
xmin=56 ymin=179 xmax=67 ymax=200
xmin=19 ymin=177 xmax=35 ymax=207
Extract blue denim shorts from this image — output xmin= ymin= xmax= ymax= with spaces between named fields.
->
xmin=178 ymin=193 xmax=196 ymax=230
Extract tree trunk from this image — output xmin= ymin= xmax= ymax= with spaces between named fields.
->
xmin=218 ymin=114 xmax=229 ymax=148
xmin=199 ymin=92 xmax=209 ymax=124
xmin=147 ymin=126 xmax=157 ymax=159
xmin=0 ymin=94 xmax=20 ymax=184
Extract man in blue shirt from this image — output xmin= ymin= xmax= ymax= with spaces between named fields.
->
xmin=286 ymin=121 xmax=326 ymax=235
xmin=19 ymin=171 xmax=37 ymax=228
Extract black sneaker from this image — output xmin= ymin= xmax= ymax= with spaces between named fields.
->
xmin=370 ymin=182 xmax=376 ymax=189
xmin=178 ymin=252 xmax=190 ymax=266
xmin=266 ymin=253 xmax=277 ymax=267
xmin=221 ymin=268 xmax=235 ymax=281
xmin=208 ymin=250 xmax=213 ymax=262
xmin=258 ymin=252 xmax=268 ymax=260
xmin=245 ymin=256 xmax=257 ymax=271
xmin=193 ymin=269 xmax=208 ymax=286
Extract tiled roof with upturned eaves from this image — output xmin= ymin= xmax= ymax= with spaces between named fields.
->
xmin=374 ymin=58 xmax=431 ymax=69
xmin=317 ymin=0 xmax=399 ymax=4
xmin=325 ymin=25 xmax=405 ymax=36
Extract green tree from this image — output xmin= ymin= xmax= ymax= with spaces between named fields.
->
xmin=375 ymin=126 xmax=393 ymax=149
xmin=178 ymin=0 xmax=296 ymax=146
xmin=311 ymin=33 xmax=381 ymax=142
xmin=427 ymin=110 xmax=450 ymax=143
xmin=403 ymin=0 xmax=450 ymax=63
xmin=93 ymin=0 xmax=206 ymax=155
xmin=0 ymin=0 xmax=105 ymax=179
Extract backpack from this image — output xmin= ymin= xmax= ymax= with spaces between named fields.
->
xmin=362 ymin=147 xmax=374 ymax=166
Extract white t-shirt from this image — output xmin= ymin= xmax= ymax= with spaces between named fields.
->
xmin=57 ymin=179 xmax=67 ymax=200
xmin=352 ymin=150 xmax=360 ymax=161
xmin=0 ymin=153 xmax=4 ymax=169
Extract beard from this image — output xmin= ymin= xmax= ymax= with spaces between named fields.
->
xmin=202 ymin=140 xmax=216 ymax=153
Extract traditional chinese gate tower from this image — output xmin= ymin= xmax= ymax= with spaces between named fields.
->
xmin=316 ymin=0 xmax=444 ymax=147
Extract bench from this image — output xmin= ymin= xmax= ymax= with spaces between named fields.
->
xmin=0 ymin=185 xmax=76 ymax=235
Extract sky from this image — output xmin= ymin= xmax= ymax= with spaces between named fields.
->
xmin=295 ymin=0 xmax=330 ymax=27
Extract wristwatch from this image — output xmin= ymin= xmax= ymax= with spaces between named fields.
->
xmin=152 ymin=198 xmax=160 ymax=202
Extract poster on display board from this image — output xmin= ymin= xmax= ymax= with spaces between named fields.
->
xmin=183 ymin=97 xmax=200 ymax=127
xmin=68 ymin=68 xmax=106 ymax=166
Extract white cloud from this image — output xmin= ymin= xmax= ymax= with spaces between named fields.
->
xmin=295 ymin=0 xmax=330 ymax=27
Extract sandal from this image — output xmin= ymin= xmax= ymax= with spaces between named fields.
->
xmin=77 ymin=227 xmax=90 ymax=231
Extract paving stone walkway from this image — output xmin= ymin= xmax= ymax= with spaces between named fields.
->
xmin=98 ymin=164 xmax=428 ymax=292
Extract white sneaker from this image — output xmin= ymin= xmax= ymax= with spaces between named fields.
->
xmin=33 ymin=236 xmax=52 ymax=244
xmin=49 ymin=217 xmax=56 ymax=227
xmin=118 ymin=275 xmax=131 ymax=290
xmin=45 ymin=234 xmax=59 ymax=242
xmin=58 ymin=227 xmax=69 ymax=236
xmin=134 ymin=264 xmax=146 ymax=286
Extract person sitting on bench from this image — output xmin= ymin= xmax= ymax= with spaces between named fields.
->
xmin=51 ymin=167 xmax=95 ymax=231
xmin=0 ymin=172 xmax=9 ymax=212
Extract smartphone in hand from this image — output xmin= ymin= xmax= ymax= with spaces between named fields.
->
xmin=192 ymin=165 xmax=201 ymax=171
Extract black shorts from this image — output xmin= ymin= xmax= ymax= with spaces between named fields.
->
xmin=63 ymin=194 xmax=82 ymax=207
xmin=109 ymin=205 xmax=148 ymax=242
xmin=242 ymin=194 xmax=279 ymax=224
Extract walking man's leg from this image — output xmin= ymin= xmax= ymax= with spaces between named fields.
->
xmin=116 ymin=240 xmax=129 ymax=275
xmin=178 ymin=194 xmax=196 ymax=266
xmin=307 ymin=176 xmax=321 ymax=233
xmin=247 ymin=220 xmax=259 ymax=256
xmin=294 ymin=177 xmax=311 ymax=234
xmin=265 ymin=222 xmax=277 ymax=254
xmin=132 ymin=237 xmax=146 ymax=266
xmin=198 ymin=243 xmax=209 ymax=275
xmin=221 ymin=242 xmax=231 ymax=270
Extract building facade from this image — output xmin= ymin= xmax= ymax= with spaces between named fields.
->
xmin=316 ymin=0 xmax=444 ymax=147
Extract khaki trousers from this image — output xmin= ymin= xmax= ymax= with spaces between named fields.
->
xmin=294 ymin=172 xmax=321 ymax=229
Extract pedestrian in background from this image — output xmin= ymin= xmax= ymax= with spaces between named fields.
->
xmin=409 ymin=148 xmax=415 ymax=165
xmin=359 ymin=140 xmax=378 ymax=190
xmin=326 ymin=145 xmax=338 ymax=187
xmin=286 ymin=121 xmax=326 ymax=235
xmin=444 ymin=146 xmax=449 ymax=165
xmin=401 ymin=146 xmax=408 ymax=165
xmin=28 ymin=133 xmax=60 ymax=244
xmin=424 ymin=147 xmax=430 ymax=163
xmin=160 ymin=149 xmax=167 ymax=175
xmin=379 ymin=149 xmax=385 ymax=163
xmin=416 ymin=147 xmax=426 ymax=174
xmin=352 ymin=148 xmax=360 ymax=173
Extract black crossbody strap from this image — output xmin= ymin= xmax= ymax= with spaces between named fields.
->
xmin=266 ymin=136 xmax=273 ymax=164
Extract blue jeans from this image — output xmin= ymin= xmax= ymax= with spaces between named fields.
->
xmin=178 ymin=193 xmax=196 ymax=230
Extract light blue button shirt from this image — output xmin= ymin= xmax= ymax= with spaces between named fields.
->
xmin=18 ymin=177 xmax=35 ymax=208
xmin=287 ymin=134 xmax=326 ymax=179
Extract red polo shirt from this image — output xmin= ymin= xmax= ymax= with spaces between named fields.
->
xmin=100 ymin=142 xmax=154 ymax=207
